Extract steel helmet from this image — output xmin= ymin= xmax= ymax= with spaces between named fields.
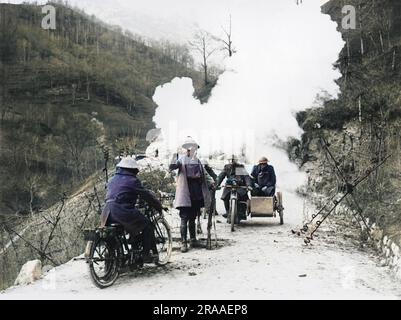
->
xmin=259 ymin=156 xmax=269 ymax=164
xmin=182 ymin=136 xmax=200 ymax=150
xmin=230 ymin=154 xmax=239 ymax=161
xmin=116 ymin=156 xmax=140 ymax=169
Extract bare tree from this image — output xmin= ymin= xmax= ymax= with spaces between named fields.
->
xmin=189 ymin=29 xmax=218 ymax=85
xmin=25 ymin=174 xmax=42 ymax=216
xmin=61 ymin=114 xmax=101 ymax=181
xmin=219 ymin=14 xmax=236 ymax=57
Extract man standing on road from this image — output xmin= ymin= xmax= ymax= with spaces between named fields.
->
xmin=169 ymin=137 xmax=211 ymax=253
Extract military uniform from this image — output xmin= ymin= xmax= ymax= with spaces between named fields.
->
xmin=216 ymin=163 xmax=251 ymax=217
xmin=250 ymin=164 xmax=276 ymax=197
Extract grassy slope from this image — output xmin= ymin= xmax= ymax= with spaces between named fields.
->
xmin=0 ymin=3 xmax=209 ymax=216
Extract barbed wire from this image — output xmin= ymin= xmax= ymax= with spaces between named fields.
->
xmin=293 ymin=129 xmax=391 ymax=244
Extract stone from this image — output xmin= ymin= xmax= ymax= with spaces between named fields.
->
xmin=385 ymin=248 xmax=391 ymax=258
xmin=396 ymin=268 xmax=401 ymax=280
xmin=42 ymin=265 xmax=53 ymax=274
xmin=371 ymin=229 xmax=383 ymax=241
xmin=14 ymin=260 xmax=42 ymax=286
xmin=391 ymin=243 xmax=400 ymax=257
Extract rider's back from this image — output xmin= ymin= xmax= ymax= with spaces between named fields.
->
xmin=106 ymin=168 xmax=142 ymax=206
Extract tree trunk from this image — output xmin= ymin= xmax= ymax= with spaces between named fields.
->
xmin=392 ymin=49 xmax=396 ymax=70
xmin=203 ymin=63 xmax=208 ymax=85
xmin=86 ymin=74 xmax=91 ymax=101
xmin=72 ymin=84 xmax=77 ymax=105
xmin=359 ymin=4 xmax=364 ymax=56
xmin=346 ymin=37 xmax=351 ymax=66
xmin=29 ymin=182 xmax=35 ymax=216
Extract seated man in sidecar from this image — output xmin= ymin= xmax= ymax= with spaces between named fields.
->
xmin=250 ymin=156 xmax=276 ymax=197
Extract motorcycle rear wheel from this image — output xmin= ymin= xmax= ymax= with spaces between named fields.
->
xmin=88 ymin=237 xmax=120 ymax=289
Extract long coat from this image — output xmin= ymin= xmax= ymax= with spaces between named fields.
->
xmin=250 ymin=164 xmax=276 ymax=188
xmin=100 ymin=168 xmax=162 ymax=236
xmin=250 ymin=164 xmax=277 ymax=196
xmin=169 ymin=155 xmax=212 ymax=210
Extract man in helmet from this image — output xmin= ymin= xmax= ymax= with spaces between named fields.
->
xmin=101 ymin=156 xmax=163 ymax=263
xmin=169 ymin=137 xmax=212 ymax=253
xmin=216 ymin=155 xmax=252 ymax=219
xmin=250 ymin=156 xmax=276 ymax=197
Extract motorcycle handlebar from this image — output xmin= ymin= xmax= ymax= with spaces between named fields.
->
xmin=216 ymin=185 xmax=250 ymax=190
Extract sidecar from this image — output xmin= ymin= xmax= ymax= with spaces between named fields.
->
xmin=247 ymin=192 xmax=284 ymax=225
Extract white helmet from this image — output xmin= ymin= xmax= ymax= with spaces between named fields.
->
xmin=182 ymin=136 xmax=200 ymax=150
xmin=116 ymin=156 xmax=140 ymax=169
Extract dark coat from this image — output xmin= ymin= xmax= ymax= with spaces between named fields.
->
xmin=204 ymin=164 xmax=217 ymax=182
xmin=250 ymin=164 xmax=276 ymax=191
xmin=216 ymin=163 xmax=251 ymax=200
xmin=100 ymin=168 xmax=162 ymax=236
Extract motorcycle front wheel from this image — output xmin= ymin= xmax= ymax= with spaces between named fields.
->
xmin=154 ymin=217 xmax=172 ymax=266
xmin=230 ymin=198 xmax=237 ymax=232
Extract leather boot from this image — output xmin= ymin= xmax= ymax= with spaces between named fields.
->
xmin=181 ymin=241 xmax=188 ymax=253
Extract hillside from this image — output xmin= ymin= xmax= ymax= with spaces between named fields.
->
xmin=0 ymin=2 xmax=210 ymax=218
xmin=290 ymin=0 xmax=401 ymax=252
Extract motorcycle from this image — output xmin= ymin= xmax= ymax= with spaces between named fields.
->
xmin=220 ymin=178 xmax=250 ymax=232
xmin=83 ymin=198 xmax=172 ymax=289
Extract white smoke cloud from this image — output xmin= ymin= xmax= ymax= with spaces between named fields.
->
xmin=150 ymin=0 xmax=343 ymax=195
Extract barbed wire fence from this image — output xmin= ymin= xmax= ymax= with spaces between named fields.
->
xmin=293 ymin=128 xmax=392 ymax=245
xmin=0 ymin=174 xmax=106 ymax=290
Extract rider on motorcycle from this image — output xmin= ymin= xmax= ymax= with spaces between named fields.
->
xmin=216 ymin=155 xmax=252 ymax=219
xmin=250 ymin=156 xmax=276 ymax=197
xmin=100 ymin=156 xmax=163 ymax=263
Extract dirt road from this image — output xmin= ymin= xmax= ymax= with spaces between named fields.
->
xmin=2 ymin=190 xmax=400 ymax=300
